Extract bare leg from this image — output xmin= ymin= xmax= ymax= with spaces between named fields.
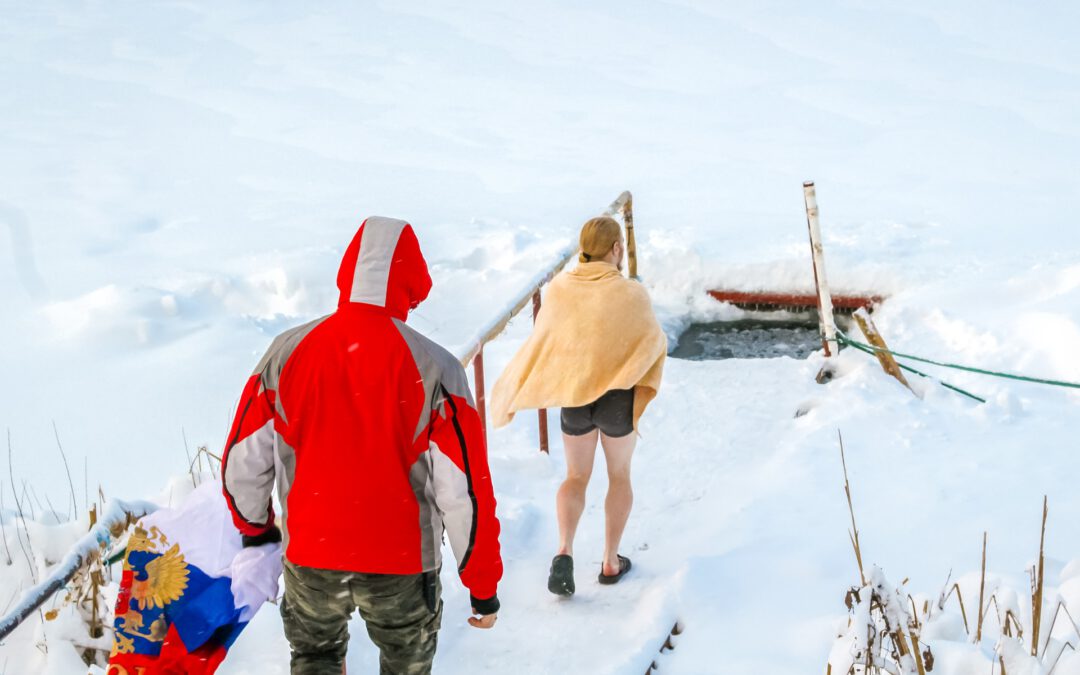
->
xmin=599 ymin=432 xmax=636 ymax=576
xmin=556 ymin=430 xmax=599 ymax=557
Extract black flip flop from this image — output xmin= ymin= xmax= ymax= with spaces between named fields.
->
xmin=598 ymin=555 xmax=632 ymax=585
xmin=548 ymin=554 xmax=575 ymax=597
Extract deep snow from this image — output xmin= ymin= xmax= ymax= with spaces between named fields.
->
xmin=3 ymin=2 xmax=1080 ymax=673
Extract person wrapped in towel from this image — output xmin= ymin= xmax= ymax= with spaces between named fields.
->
xmin=489 ymin=215 xmax=666 ymax=597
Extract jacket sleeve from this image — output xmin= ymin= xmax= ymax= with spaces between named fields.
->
xmin=428 ymin=368 xmax=503 ymax=606
xmin=221 ymin=369 xmax=277 ymax=537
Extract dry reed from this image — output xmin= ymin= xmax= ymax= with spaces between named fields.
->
xmin=837 ymin=430 xmax=865 ymax=586
xmin=1032 ymin=496 xmax=1048 ymax=657
xmin=51 ymin=421 xmax=78 ymax=521
xmin=976 ymin=532 xmax=987 ymax=642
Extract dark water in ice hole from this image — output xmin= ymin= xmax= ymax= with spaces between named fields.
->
xmin=670 ymin=319 xmax=823 ymax=360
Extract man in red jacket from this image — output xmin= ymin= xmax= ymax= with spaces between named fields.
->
xmin=221 ymin=217 xmax=502 ymax=674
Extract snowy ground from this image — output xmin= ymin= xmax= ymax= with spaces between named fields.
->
xmin=4 ymin=2 xmax=1080 ymax=674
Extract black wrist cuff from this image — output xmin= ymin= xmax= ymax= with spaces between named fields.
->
xmin=242 ymin=527 xmax=282 ymax=548
xmin=470 ymin=593 xmax=500 ymax=615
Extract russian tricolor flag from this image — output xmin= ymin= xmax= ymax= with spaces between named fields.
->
xmin=108 ymin=481 xmax=282 ymax=674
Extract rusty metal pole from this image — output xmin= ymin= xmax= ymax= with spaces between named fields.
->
xmin=532 ymin=291 xmax=549 ymax=453
xmin=622 ymin=194 xmax=638 ymax=279
xmin=803 ymin=181 xmax=838 ymax=356
xmin=473 ymin=346 xmax=487 ymax=445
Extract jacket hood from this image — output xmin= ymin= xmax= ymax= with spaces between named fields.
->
xmin=336 ymin=217 xmax=432 ymax=320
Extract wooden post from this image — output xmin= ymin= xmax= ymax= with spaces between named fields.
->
xmin=803 ymin=181 xmax=838 ymax=355
xmin=852 ymin=308 xmax=915 ymax=395
xmin=533 ymin=291 xmax=550 ymax=454
xmin=622 ymin=194 xmax=638 ymax=279
xmin=473 ymin=347 xmax=487 ymax=445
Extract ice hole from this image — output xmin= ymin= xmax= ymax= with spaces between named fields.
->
xmin=670 ymin=315 xmax=827 ymax=361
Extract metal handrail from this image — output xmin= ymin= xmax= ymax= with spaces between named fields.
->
xmin=0 ymin=500 xmax=157 ymax=642
xmin=454 ymin=242 xmax=577 ymax=369
xmin=456 ymin=192 xmax=636 ymax=452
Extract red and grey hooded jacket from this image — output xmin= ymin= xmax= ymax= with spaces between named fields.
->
xmin=221 ymin=217 xmax=502 ymax=607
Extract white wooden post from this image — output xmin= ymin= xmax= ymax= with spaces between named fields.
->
xmin=803 ymin=181 xmax=838 ymax=356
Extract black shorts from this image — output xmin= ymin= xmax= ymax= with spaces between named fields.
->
xmin=560 ymin=389 xmax=634 ymax=438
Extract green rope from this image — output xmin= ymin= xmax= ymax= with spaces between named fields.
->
xmin=836 ymin=329 xmax=1080 ymax=395
xmin=839 ymin=336 xmax=986 ymax=403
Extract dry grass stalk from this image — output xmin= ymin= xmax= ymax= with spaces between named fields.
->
xmin=183 ymin=428 xmax=196 ymax=488
xmin=983 ymin=594 xmax=1008 ymax=638
xmin=867 ymin=584 xmax=927 ymax=675
xmin=1032 ymin=496 xmax=1048 ymax=657
xmin=21 ymin=481 xmax=35 ymax=522
xmin=1047 ymin=640 xmax=1078 ymax=675
xmin=981 ymin=594 xmax=1029 ymax=643
xmin=908 ymin=596 xmax=921 ymax=630
xmin=7 ymin=430 xmax=39 ymax=582
xmin=186 ymin=443 xmax=222 ymax=486
xmin=938 ymin=582 xmax=971 ymax=634
xmin=1005 ymin=609 xmax=1023 ymax=638
xmin=910 ymin=632 xmax=927 ymax=675
xmin=51 ymin=421 xmax=78 ymax=521
xmin=0 ymin=484 xmax=13 ymax=566
xmin=976 ymin=532 xmax=988 ymax=642
xmin=837 ymin=430 xmax=866 ymax=586
xmin=27 ymin=484 xmax=46 ymax=519
xmin=49 ymin=504 xmax=112 ymax=667
xmin=201 ymin=445 xmax=221 ymax=479
xmin=831 ymin=435 xmax=937 ymax=675
xmin=88 ymin=507 xmax=101 ymax=642
xmin=1038 ymin=600 xmax=1080 ymax=659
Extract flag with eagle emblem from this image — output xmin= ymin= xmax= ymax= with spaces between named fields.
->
xmin=108 ymin=480 xmax=282 ymax=674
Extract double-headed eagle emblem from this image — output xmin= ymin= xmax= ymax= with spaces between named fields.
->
xmin=112 ymin=525 xmax=191 ymax=653
xmin=131 ymin=542 xmax=190 ymax=610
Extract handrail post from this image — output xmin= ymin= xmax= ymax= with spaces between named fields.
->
xmin=803 ymin=181 xmax=838 ymax=356
xmin=622 ymin=194 xmax=638 ymax=279
xmin=473 ymin=347 xmax=487 ymax=445
xmin=532 ymin=291 xmax=550 ymax=453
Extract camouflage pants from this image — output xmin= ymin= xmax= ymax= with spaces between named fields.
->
xmin=281 ymin=560 xmax=443 ymax=675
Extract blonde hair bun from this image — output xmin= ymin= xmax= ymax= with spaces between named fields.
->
xmin=578 ymin=216 xmax=621 ymax=263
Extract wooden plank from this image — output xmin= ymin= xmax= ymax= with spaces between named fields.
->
xmin=852 ymin=308 xmax=914 ymax=394
xmin=707 ymin=289 xmax=882 ymax=311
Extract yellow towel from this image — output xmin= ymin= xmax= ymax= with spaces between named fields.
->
xmin=490 ymin=261 xmax=667 ymax=432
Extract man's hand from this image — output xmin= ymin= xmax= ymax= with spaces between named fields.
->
xmin=468 ymin=593 xmax=499 ymax=628
xmin=468 ymin=610 xmax=498 ymax=629
xmin=241 ymin=526 xmax=282 ymax=548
